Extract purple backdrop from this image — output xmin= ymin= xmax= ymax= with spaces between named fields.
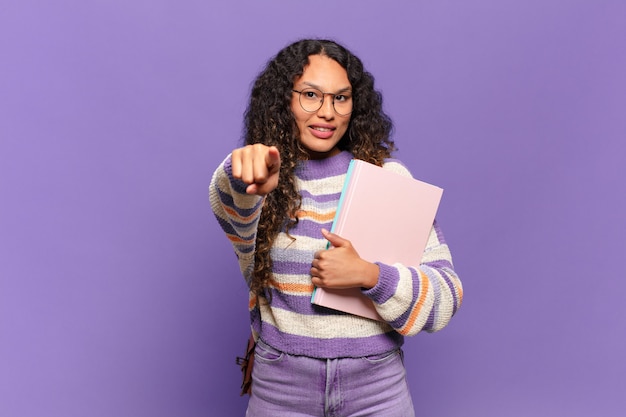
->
xmin=1 ymin=1 xmax=625 ymax=416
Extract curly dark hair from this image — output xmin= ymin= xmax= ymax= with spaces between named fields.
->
xmin=243 ymin=39 xmax=396 ymax=297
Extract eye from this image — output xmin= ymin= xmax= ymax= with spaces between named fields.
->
xmin=302 ymin=89 xmax=321 ymax=100
xmin=334 ymin=94 xmax=350 ymax=102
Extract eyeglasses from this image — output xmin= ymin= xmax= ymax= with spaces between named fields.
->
xmin=292 ymin=88 xmax=353 ymax=116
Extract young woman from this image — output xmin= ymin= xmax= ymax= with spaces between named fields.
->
xmin=210 ymin=39 xmax=463 ymax=417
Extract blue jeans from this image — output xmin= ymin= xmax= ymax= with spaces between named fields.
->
xmin=246 ymin=339 xmax=415 ymax=417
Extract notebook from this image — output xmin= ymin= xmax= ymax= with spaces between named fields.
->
xmin=311 ymin=159 xmax=443 ymax=321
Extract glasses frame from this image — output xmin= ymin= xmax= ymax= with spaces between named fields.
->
xmin=292 ymin=88 xmax=353 ymax=116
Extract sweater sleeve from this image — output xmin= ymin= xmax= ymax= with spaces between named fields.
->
xmin=361 ymin=161 xmax=463 ymax=336
xmin=209 ymin=154 xmax=264 ymax=282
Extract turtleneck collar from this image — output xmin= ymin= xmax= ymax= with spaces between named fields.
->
xmin=294 ymin=151 xmax=353 ymax=181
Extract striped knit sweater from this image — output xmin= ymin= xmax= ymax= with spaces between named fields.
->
xmin=209 ymin=150 xmax=463 ymax=359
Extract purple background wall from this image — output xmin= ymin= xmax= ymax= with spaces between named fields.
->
xmin=1 ymin=1 xmax=624 ymax=416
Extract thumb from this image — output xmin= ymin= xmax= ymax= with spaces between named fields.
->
xmin=266 ymin=146 xmax=281 ymax=173
xmin=321 ymin=228 xmax=349 ymax=248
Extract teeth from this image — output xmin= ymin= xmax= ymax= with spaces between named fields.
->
xmin=313 ymin=127 xmax=332 ymax=132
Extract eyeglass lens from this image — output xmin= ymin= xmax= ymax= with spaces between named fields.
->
xmin=298 ymin=88 xmax=352 ymax=115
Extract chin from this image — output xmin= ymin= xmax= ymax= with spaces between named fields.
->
xmin=304 ymin=147 xmax=340 ymax=160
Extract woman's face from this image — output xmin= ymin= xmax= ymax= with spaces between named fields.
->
xmin=291 ymin=54 xmax=352 ymax=160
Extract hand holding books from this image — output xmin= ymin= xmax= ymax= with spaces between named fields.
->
xmin=310 ymin=228 xmax=380 ymax=290
xmin=311 ymin=159 xmax=443 ymax=321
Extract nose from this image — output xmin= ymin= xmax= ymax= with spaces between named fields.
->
xmin=316 ymin=94 xmax=335 ymax=119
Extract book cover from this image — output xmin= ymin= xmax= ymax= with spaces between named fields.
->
xmin=311 ymin=159 xmax=443 ymax=321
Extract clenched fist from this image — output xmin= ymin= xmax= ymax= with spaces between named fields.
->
xmin=231 ymin=144 xmax=281 ymax=196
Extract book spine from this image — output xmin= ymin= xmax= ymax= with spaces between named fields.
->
xmin=331 ymin=159 xmax=358 ymax=236
xmin=312 ymin=159 xmax=356 ymax=304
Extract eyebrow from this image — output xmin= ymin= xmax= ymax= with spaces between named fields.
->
xmin=301 ymin=82 xmax=352 ymax=93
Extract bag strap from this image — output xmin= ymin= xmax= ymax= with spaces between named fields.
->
xmin=235 ymin=334 xmax=256 ymax=396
